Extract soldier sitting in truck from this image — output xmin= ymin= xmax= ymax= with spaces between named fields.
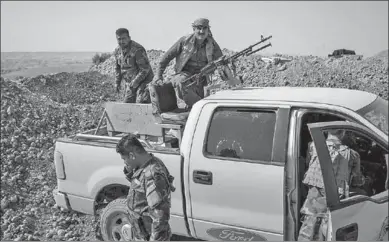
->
xmin=155 ymin=18 xmax=224 ymax=110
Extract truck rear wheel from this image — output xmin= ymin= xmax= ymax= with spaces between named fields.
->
xmin=100 ymin=198 xmax=133 ymax=241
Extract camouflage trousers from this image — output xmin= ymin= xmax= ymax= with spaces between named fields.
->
xmin=298 ymin=187 xmax=330 ymax=241
xmin=170 ymin=72 xmax=206 ymax=109
xmin=123 ymin=80 xmax=151 ymax=104
xmin=126 ymin=215 xmax=172 ymax=241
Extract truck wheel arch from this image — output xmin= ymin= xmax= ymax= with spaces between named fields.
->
xmin=94 ymin=184 xmax=129 ymax=213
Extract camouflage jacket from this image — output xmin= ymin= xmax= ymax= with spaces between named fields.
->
xmin=156 ymin=33 xmax=223 ymax=79
xmin=114 ymin=40 xmax=154 ymax=88
xmin=303 ymin=138 xmax=364 ymax=192
xmin=124 ymin=154 xmax=175 ymax=241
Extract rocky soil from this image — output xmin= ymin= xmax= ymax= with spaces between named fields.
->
xmin=0 ymin=77 xmax=109 ymax=241
xmin=1 ymin=49 xmax=388 ymax=241
xmin=91 ymin=49 xmax=388 ymax=99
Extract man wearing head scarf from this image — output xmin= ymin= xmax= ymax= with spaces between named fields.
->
xmin=155 ymin=18 xmax=223 ymax=109
xmin=114 ymin=28 xmax=154 ymax=103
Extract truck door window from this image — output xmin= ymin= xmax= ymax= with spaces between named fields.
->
xmin=204 ymin=108 xmax=277 ymax=162
xmin=296 ymin=112 xmax=348 ymax=237
xmin=299 ymin=127 xmax=388 ymax=241
xmin=305 ymin=128 xmax=388 ymax=199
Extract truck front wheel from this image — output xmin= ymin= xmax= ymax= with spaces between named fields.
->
xmin=100 ymin=198 xmax=134 ymax=241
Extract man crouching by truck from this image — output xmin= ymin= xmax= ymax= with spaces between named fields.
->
xmin=116 ymin=133 xmax=175 ymax=241
xmin=114 ymin=28 xmax=154 ymax=103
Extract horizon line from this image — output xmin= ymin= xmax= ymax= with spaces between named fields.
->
xmin=1 ymin=49 xmax=386 ymax=58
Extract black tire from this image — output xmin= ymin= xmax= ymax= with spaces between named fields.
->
xmin=100 ymin=198 xmax=132 ymax=241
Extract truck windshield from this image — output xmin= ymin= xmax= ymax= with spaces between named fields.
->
xmin=357 ymin=96 xmax=388 ymax=135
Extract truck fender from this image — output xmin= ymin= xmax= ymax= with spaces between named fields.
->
xmin=87 ymin=166 xmax=130 ymax=200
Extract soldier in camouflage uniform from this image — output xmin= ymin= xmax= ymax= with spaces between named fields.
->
xmin=116 ymin=133 xmax=175 ymax=241
xmin=155 ymin=18 xmax=223 ymax=109
xmin=114 ymin=28 xmax=154 ymax=103
xmin=298 ymin=129 xmax=365 ymax=241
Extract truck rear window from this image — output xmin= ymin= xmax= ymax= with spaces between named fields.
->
xmin=205 ymin=108 xmax=277 ymax=162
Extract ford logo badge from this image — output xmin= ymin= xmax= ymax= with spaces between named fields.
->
xmin=206 ymin=228 xmax=267 ymax=241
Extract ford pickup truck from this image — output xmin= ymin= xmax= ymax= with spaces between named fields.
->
xmin=52 ymin=85 xmax=388 ymax=241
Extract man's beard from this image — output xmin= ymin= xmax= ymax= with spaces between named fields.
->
xmin=195 ymin=34 xmax=207 ymax=41
xmin=120 ymin=41 xmax=130 ymax=48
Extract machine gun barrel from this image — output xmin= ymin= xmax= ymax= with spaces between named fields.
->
xmin=245 ymin=43 xmax=272 ymax=56
xmin=231 ymin=35 xmax=272 ymax=60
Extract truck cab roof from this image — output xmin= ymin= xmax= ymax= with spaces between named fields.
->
xmin=205 ymin=87 xmax=377 ymax=111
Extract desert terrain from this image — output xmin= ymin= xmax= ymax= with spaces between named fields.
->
xmin=1 ymin=52 xmax=95 ymax=78
xmin=1 ymin=49 xmax=388 ymax=241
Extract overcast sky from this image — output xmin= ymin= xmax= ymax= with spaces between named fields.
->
xmin=1 ymin=1 xmax=388 ymax=57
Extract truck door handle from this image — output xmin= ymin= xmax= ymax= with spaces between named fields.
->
xmin=193 ymin=170 xmax=213 ymax=185
xmin=336 ymin=223 xmax=358 ymax=241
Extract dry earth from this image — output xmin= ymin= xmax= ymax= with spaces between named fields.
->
xmin=1 ymin=52 xmax=94 ymax=78
xmin=0 ymin=49 xmax=388 ymax=241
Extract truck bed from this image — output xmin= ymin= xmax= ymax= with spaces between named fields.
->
xmin=60 ymin=125 xmax=180 ymax=153
xmin=54 ymin=126 xmax=184 ymax=217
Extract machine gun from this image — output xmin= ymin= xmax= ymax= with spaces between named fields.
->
xmin=184 ymin=35 xmax=273 ymax=87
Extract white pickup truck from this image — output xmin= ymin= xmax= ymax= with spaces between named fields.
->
xmin=52 ymin=85 xmax=388 ymax=241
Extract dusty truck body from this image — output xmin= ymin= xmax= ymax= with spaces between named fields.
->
xmin=53 ymin=86 xmax=388 ymax=241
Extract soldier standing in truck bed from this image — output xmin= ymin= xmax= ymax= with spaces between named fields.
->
xmin=114 ymin=28 xmax=154 ymax=103
xmin=155 ymin=18 xmax=223 ymax=109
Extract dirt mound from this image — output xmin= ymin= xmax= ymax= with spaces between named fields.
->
xmin=90 ymin=49 xmax=388 ymax=100
xmin=374 ymin=49 xmax=389 ymax=58
xmin=224 ymin=54 xmax=388 ymax=100
xmin=21 ymin=72 xmax=118 ymax=105
xmin=0 ymin=77 xmax=104 ymax=241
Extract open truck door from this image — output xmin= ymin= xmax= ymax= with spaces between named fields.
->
xmin=307 ymin=121 xmax=388 ymax=241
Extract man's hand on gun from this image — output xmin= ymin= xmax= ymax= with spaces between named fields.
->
xmin=184 ymin=35 xmax=272 ymax=88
